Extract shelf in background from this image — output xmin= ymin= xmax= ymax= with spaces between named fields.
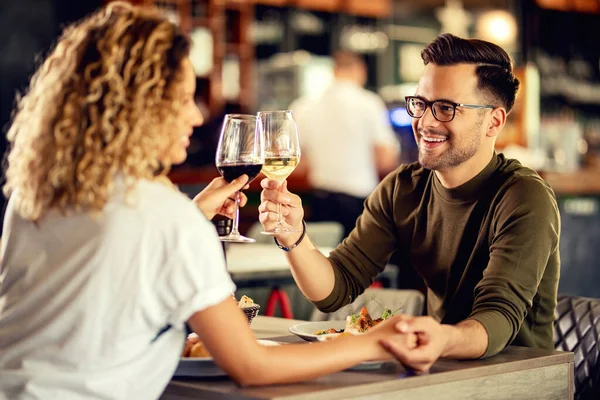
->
xmin=541 ymin=168 xmax=600 ymax=195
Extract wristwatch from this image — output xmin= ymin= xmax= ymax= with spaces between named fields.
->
xmin=273 ymin=220 xmax=307 ymax=252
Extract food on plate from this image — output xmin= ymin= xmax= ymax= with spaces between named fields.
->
xmin=182 ymin=334 xmax=206 ymax=358
xmin=182 ymin=334 xmax=212 ymax=358
xmin=314 ymin=305 xmax=418 ymax=349
xmin=313 ymin=305 xmax=399 ymax=336
xmin=317 ymin=331 xmax=356 ymax=341
xmin=182 ymin=335 xmax=279 ymax=359
xmin=182 ymin=295 xmax=258 ymax=359
xmin=313 ymin=328 xmax=344 ymax=335
xmin=189 ymin=341 xmax=211 ymax=358
xmin=238 ymin=295 xmax=255 ymax=308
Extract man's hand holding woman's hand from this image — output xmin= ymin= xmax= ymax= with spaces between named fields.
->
xmin=380 ymin=315 xmax=452 ymax=373
xmin=365 ymin=314 xmax=454 ymax=373
xmin=363 ymin=316 xmax=418 ymax=361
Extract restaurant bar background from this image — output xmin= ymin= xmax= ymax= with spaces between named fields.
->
xmin=1 ymin=0 xmax=600 ymax=317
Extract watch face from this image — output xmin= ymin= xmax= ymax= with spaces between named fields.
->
xmin=190 ymin=27 xmax=213 ymax=77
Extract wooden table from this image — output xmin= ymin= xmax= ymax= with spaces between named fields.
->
xmin=162 ymin=316 xmax=574 ymax=400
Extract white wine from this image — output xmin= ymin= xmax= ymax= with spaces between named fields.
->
xmin=262 ymin=156 xmax=300 ymax=182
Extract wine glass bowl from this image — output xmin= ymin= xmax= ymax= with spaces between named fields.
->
xmin=215 ymin=114 xmax=264 ymax=243
xmin=217 ymin=164 xmax=263 ymax=184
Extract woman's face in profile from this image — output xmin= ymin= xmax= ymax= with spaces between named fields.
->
xmin=166 ymin=58 xmax=204 ymax=165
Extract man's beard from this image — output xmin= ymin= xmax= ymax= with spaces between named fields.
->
xmin=417 ymin=117 xmax=484 ymax=171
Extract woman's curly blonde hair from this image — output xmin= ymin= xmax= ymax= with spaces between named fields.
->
xmin=3 ymin=2 xmax=191 ymax=221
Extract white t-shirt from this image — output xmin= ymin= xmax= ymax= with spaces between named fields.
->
xmin=0 ymin=178 xmax=235 ymax=399
xmin=290 ymin=80 xmax=399 ymax=198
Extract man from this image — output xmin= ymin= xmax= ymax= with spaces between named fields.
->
xmin=259 ymin=34 xmax=560 ymax=372
xmin=290 ymin=51 xmax=399 ymax=238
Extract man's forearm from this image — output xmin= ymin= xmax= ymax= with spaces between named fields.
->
xmin=441 ymin=319 xmax=488 ymax=359
xmin=278 ymin=233 xmax=336 ymax=302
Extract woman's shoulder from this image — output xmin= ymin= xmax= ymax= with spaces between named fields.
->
xmin=137 ymin=179 xmax=205 ymax=219
xmin=106 ymin=178 xmax=210 ymax=236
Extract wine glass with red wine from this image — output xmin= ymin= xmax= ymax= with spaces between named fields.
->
xmin=215 ymin=114 xmax=264 ymax=243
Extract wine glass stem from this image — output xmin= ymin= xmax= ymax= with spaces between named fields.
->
xmin=277 ymin=202 xmax=284 ymax=226
xmin=231 ymin=191 xmax=241 ymax=235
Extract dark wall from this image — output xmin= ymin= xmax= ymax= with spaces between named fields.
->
xmin=521 ymin=1 xmax=600 ymax=117
xmin=557 ymin=196 xmax=600 ymax=299
xmin=0 ymin=0 xmax=102 ymax=234
xmin=0 ymin=0 xmax=54 ymax=145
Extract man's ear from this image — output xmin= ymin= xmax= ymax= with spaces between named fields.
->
xmin=486 ymin=107 xmax=507 ymax=138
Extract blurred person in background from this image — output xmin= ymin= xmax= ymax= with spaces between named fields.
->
xmin=260 ymin=34 xmax=560 ymax=373
xmin=0 ymin=3 xmax=416 ymax=398
xmin=290 ymin=51 xmax=400 ymax=238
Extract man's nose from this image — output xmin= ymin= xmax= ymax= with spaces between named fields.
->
xmin=420 ymin=106 xmax=440 ymax=127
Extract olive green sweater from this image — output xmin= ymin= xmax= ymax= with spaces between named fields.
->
xmin=314 ymin=153 xmax=560 ymax=358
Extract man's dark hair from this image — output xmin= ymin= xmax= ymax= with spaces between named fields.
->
xmin=421 ymin=33 xmax=520 ymax=113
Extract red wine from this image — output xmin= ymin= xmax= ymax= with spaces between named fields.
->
xmin=217 ymin=163 xmax=263 ymax=183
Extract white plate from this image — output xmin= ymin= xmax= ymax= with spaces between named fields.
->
xmin=174 ymin=339 xmax=280 ymax=378
xmin=289 ymin=321 xmax=386 ymax=371
xmin=288 ymin=320 xmax=347 ymax=342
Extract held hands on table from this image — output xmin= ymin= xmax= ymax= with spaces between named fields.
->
xmin=259 ymin=178 xmax=452 ymax=372
xmin=382 ymin=315 xmax=452 ymax=373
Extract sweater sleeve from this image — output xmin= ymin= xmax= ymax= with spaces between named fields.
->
xmin=468 ymin=176 xmax=560 ymax=358
xmin=313 ymin=169 xmax=402 ymax=312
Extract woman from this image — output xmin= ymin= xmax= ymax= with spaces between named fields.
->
xmin=0 ymin=3 xmax=414 ymax=399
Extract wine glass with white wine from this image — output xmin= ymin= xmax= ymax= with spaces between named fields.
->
xmin=258 ymin=110 xmax=301 ymax=235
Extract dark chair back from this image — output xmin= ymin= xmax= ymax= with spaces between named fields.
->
xmin=554 ymin=294 xmax=600 ymax=400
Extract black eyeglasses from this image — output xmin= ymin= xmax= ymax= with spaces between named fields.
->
xmin=405 ymin=96 xmax=495 ymax=122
